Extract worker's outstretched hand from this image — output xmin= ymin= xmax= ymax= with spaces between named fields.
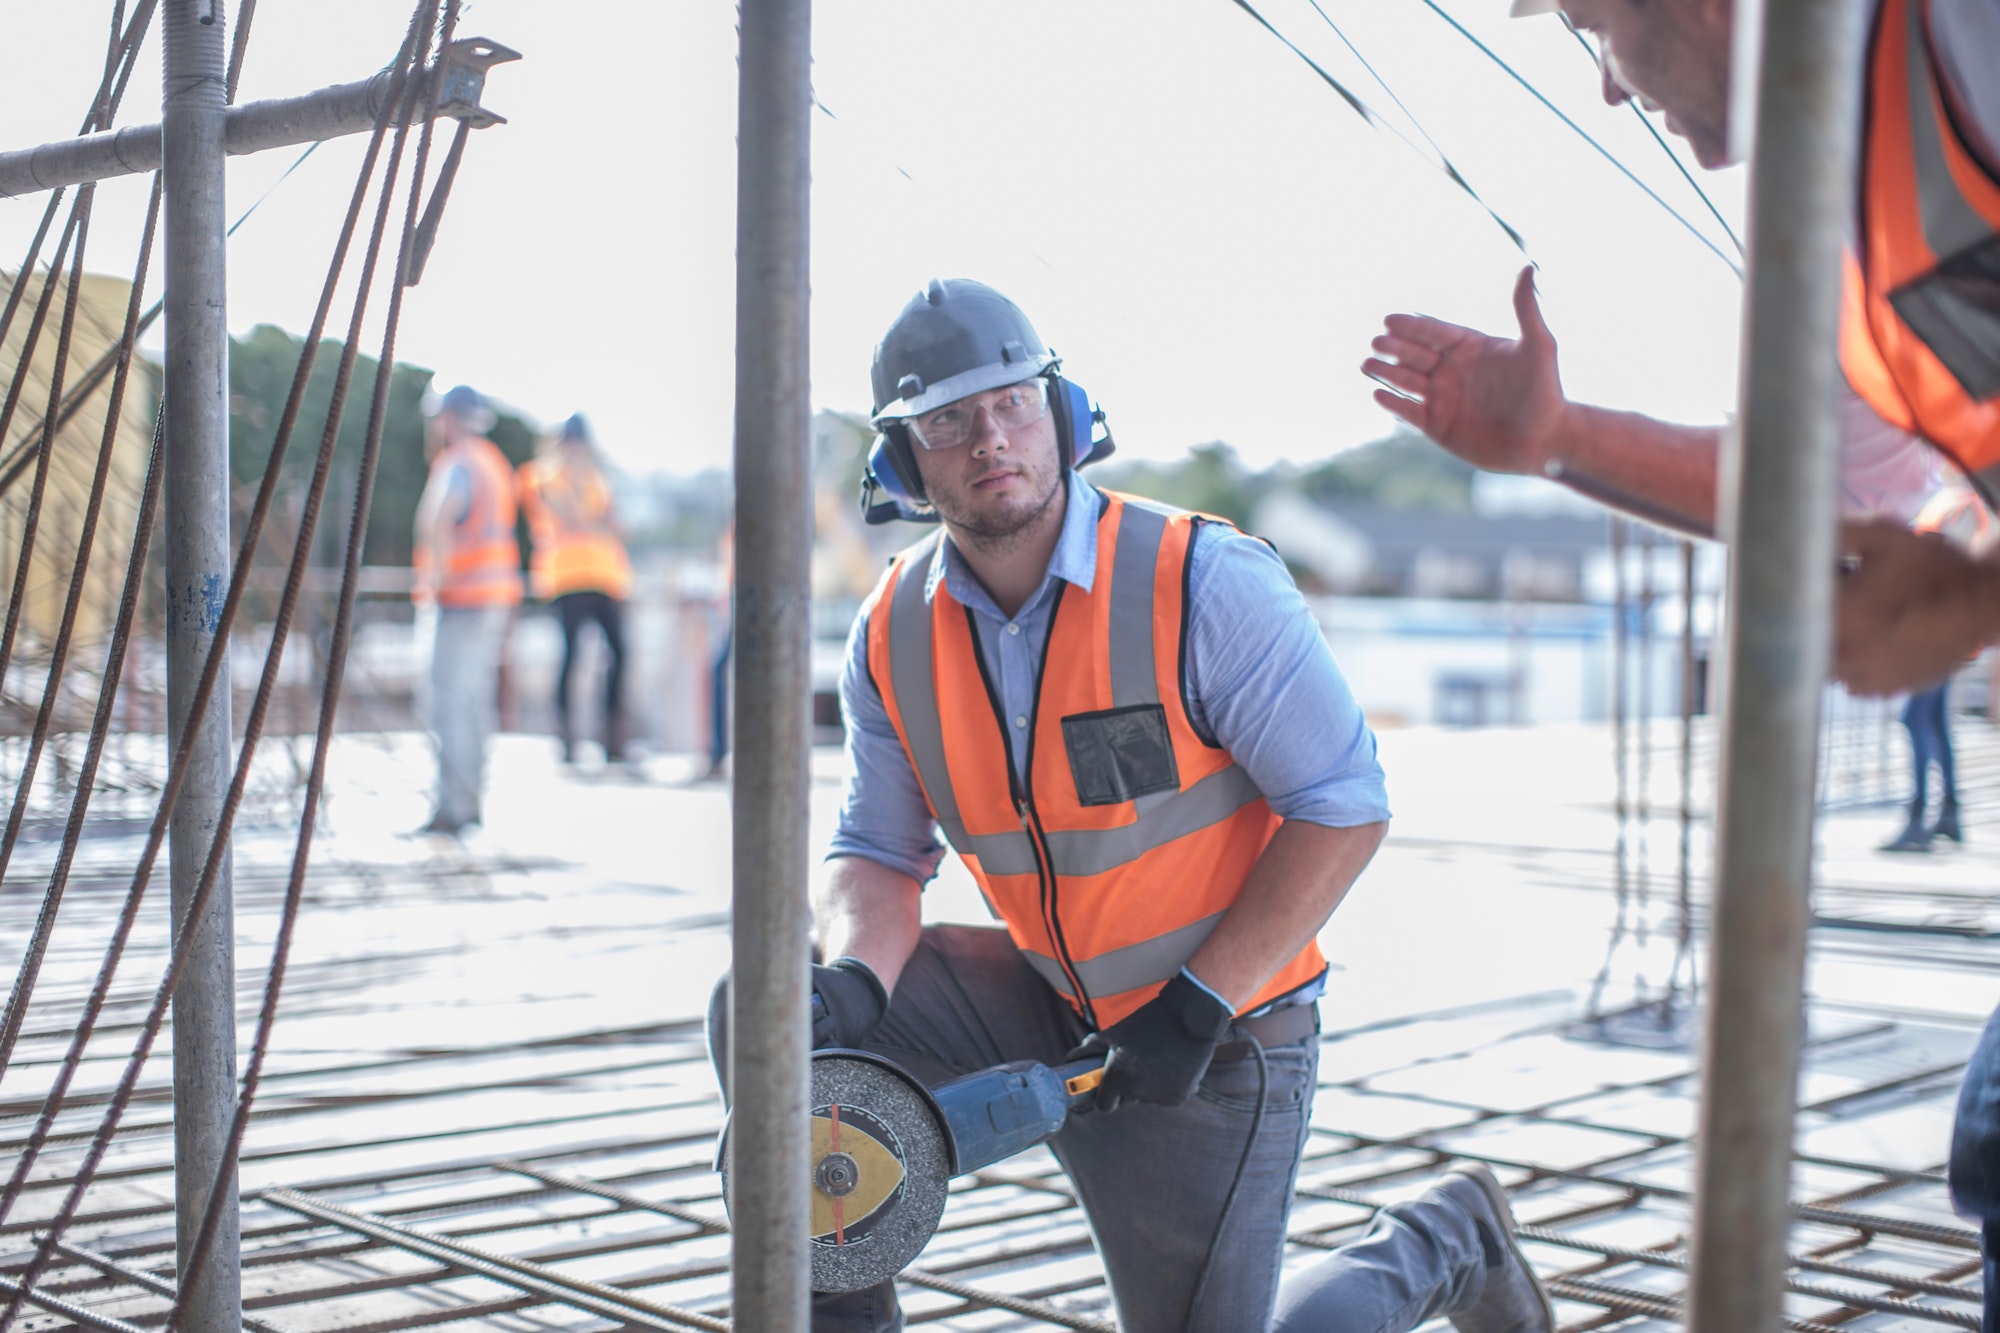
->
xmin=810 ymin=957 xmax=889 ymax=1050
xmin=1362 ymin=265 xmax=1566 ymax=475
xmin=1067 ymin=971 xmax=1233 ymax=1113
xmin=1836 ymin=520 xmax=1999 ymax=695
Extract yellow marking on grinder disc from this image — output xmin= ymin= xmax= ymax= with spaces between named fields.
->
xmin=809 ymin=1111 xmax=904 ymax=1240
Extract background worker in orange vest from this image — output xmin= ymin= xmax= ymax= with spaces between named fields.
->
xmin=413 ymin=384 xmax=522 ymax=837
xmin=710 ymin=281 xmax=1555 ymax=1333
xmin=517 ymin=413 xmax=634 ymax=764
xmin=1358 ymin=0 xmax=2000 ymax=1323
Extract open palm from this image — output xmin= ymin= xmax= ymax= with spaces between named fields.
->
xmin=1361 ymin=266 xmax=1567 ymax=474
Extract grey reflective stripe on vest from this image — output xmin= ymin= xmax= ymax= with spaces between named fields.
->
xmin=1907 ymin=0 xmax=1996 ymax=260
xmin=886 ymin=534 xmax=1040 ymax=875
xmin=1041 ymin=762 xmax=1264 ymax=877
xmin=1109 ymin=500 xmax=1169 ymax=708
xmin=1021 ymin=912 xmax=1226 ymax=1002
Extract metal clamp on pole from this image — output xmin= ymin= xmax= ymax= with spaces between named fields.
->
xmin=432 ymin=37 xmax=521 ymax=129
xmin=0 ymin=37 xmax=519 ymax=199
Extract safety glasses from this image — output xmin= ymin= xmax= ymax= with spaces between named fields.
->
xmin=908 ymin=379 xmax=1050 ymax=451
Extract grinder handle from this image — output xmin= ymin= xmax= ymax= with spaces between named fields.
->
xmin=1056 ymin=1058 xmax=1106 ymax=1106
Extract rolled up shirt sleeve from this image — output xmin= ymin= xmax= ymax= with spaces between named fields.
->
xmin=826 ymin=602 xmax=949 ymax=884
xmin=1186 ymin=524 xmax=1390 ymax=827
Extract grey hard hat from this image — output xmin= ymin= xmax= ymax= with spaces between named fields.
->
xmin=870 ymin=279 xmax=1059 ymax=424
xmin=559 ymin=412 xmax=592 ymax=444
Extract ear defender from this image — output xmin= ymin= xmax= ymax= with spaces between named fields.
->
xmin=860 ymin=374 xmax=1115 ymax=526
xmin=861 ymin=424 xmax=937 ymax=526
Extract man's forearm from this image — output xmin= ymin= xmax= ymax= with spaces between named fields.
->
xmin=1547 ymin=405 xmax=1723 ymax=536
xmin=1186 ymin=818 xmax=1386 ymax=1012
xmin=815 ymin=855 xmax=924 ymax=994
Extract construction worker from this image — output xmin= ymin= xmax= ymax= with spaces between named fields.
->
xmin=1360 ymin=0 xmax=2000 ymax=1324
xmin=517 ymin=413 xmax=634 ymax=764
xmin=710 ymin=280 xmax=1554 ymax=1333
xmin=412 ymin=384 xmax=522 ymax=836
xmin=1882 ymin=484 xmax=1993 ymax=849
xmin=1362 ymin=0 xmax=1998 ymax=694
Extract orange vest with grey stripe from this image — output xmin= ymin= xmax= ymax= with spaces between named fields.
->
xmin=1839 ymin=0 xmax=2000 ymax=480
xmin=864 ymin=489 xmax=1325 ymax=1031
xmin=412 ymin=436 xmax=524 ymax=608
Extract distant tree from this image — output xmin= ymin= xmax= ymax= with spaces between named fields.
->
xmin=228 ymin=324 xmax=536 ymax=568
xmin=1093 ymin=441 xmax=1260 ymax=526
xmin=1296 ymin=426 xmax=1474 ymax=511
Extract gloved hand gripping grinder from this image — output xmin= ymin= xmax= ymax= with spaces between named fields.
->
xmin=719 ymin=1049 xmax=1104 ymax=1292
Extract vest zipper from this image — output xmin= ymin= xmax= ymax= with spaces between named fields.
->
xmin=963 ymin=593 xmax=1097 ymax=1029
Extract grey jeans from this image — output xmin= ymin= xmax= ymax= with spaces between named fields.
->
xmin=709 ymin=924 xmax=1319 ymax=1333
xmin=1272 ymin=1179 xmax=1496 ymax=1333
xmin=422 ymin=604 xmax=509 ymax=827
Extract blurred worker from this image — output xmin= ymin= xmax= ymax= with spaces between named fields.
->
xmin=1362 ymin=0 xmax=1998 ymax=694
xmin=413 ymin=384 xmax=521 ymax=837
xmin=696 ymin=520 xmax=733 ymax=782
xmin=518 ymin=413 xmax=634 ymax=764
xmin=1360 ymin=0 xmax=2000 ymax=1324
xmin=710 ymin=281 xmax=1552 ymax=1333
xmin=1883 ymin=483 xmax=1993 ymax=849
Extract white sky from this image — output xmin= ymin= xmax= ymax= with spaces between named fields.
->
xmin=4 ymin=0 xmax=1748 ymax=478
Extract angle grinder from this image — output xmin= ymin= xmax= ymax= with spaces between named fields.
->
xmin=718 ymin=1049 xmax=1105 ymax=1292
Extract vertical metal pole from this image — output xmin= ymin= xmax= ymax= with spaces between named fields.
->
xmin=1687 ymin=0 xmax=1864 ymax=1328
xmin=729 ymin=0 xmax=812 ymax=1329
xmin=1675 ymin=539 xmax=1697 ymax=1001
xmin=160 ymin=3 xmax=241 ymax=1330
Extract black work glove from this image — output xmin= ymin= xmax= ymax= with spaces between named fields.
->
xmin=809 ymin=956 xmax=889 ymax=1050
xmin=1067 ymin=971 xmax=1233 ymax=1113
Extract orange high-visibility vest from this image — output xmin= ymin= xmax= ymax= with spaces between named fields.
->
xmin=1840 ymin=0 xmax=2000 ymax=482
xmin=517 ymin=455 xmax=633 ymax=601
xmin=413 ymin=436 xmax=523 ymax=609
xmin=864 ymin=490 xmax=1325 ymax=1030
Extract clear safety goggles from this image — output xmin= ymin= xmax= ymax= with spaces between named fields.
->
xmin=907 ymin=378 xmax=1050 ymax=451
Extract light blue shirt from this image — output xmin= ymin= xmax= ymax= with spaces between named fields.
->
xmin=830 ymin=472 xmax=1389 ymax=884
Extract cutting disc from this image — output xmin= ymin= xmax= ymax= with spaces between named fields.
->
xmin=717 ymin=1051 xmax=952 ymax=1294
xmin=806 ymin=1053 xmax=950 ymax=1292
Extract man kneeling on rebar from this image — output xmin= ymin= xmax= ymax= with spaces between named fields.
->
xmin=709 ymin=279 xmax=1556 ymax=1333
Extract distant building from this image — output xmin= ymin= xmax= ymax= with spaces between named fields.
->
xmin=1252 ymin=493 xmax=1611 ymax=602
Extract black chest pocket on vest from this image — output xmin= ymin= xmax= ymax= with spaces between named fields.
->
xmin=1061 ymin=704 xmax=1181 ymax=807
xmin=1891 ymin=232 xmax=2000 ymax=401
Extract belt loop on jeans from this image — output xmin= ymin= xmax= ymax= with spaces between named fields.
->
xmin=1213 ymin=1001 xmax=1320 ymax=1061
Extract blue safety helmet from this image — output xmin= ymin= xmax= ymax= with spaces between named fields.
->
xmin=862 ymin=279 xmax=1114 ymax=525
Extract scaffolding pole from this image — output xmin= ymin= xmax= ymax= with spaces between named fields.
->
xmin=160 ymin=2 xmax=242 ymax=1330
xmin=1687 ymin=0 xmax=1865 ymax=1329
xmin=0 ymin=39 xmax=516 ymax=199
xmin=728 ymin=0 xmax=813 ymax=1329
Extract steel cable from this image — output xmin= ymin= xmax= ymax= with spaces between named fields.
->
xmin=0 ymin=195 xmax=94 ymax=686
xmin=0 ymin=140 xmax=324 ymax=503
xmin=1411 ymin=0 xmax=1745 ymax=276
xmin=0 ymin=0 xmax=155 ymax=362
xmin=0 ymin=8 xmax=448 ymax=1320
xmin=0 ymin=190 xmax=123 ymax=886
xmin=0 ymin=178 xmax=161 ymax=1075
xmin=225 ymin=0 xmax=257 ymax=104
xmin=1229 ymin=0 xmax=1529 ymax=253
